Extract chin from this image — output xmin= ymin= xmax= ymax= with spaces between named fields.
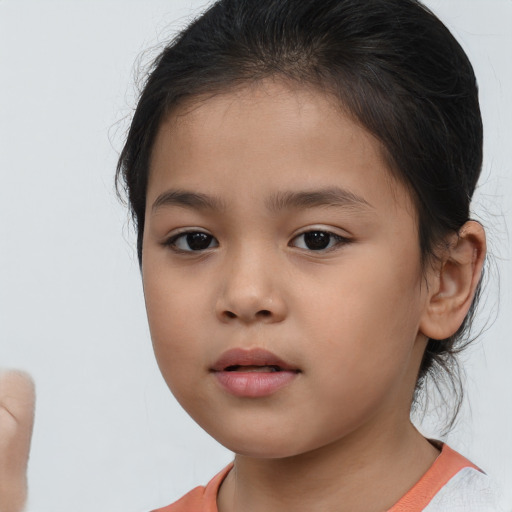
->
xmin=228 ymin=443 xmax=302 ymax=459
xmin=209 ymin=426 xmax=318 ymax=460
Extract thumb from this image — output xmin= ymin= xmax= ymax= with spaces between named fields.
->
xmin=0 ymin=370 xmax=35 ymax=512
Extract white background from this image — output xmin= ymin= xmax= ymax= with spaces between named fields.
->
xmin=0 ymin=1 xmax=510 ymax=510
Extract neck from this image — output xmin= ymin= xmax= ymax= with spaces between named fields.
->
xmin=217 ymin=421 xmax=439 ymax=512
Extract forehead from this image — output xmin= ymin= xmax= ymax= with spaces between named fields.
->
xmin=148 ymin=79 xmax=414 ymax=216
xmin=155 ymin=80 xmax=378 ymax=167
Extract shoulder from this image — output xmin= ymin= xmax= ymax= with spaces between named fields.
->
xmin=151 ymin=486 xmax=206 ymax=512
xmin=151 ymin=463 xmax=233 ymax=512
xmin=389 ymin=443 xmax=502 ymax=512
xmin=424 ymin=466 xmax=501 ymax=512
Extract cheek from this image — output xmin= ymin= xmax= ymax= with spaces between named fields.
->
xmin=143 ymin=267 xmax=206 ymax=386
xmin=297 ymin=249 xmax=425 ymax=382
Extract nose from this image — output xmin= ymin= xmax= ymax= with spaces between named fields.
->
xmin=215 ymin=248 xmax=288 ymax=324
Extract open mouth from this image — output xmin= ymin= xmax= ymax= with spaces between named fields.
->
xmin=211 ymin=347 xmax=301 ymax=375
xmin=212 ymin=352 xmax=300 ymax=397
xmin=224 ymin=365 xmax=283 ymax=373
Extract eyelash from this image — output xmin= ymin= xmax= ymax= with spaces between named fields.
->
xmin=290 ymin=230 xmax=350 ymax=252
xmin=163 ymin=229 xmax=350 ymax=253
xmin=164 ymin=230 xmax=218 ymax=253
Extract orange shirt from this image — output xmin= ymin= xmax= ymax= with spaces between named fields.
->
xmin=152 ymin=444 xmax=485 ymax=512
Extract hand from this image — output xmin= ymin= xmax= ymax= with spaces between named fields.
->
xmin=0 ymin=371 xmax=35 ymax=512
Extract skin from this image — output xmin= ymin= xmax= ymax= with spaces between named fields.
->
xmin=0 ymin=81 xmax=485 ymax=511
xmin=0 ymin=371 xmax=35 ymax=512
xmin=142 ymin=79 xmax=486 ymax=512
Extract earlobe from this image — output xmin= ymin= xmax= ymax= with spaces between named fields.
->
xmin=420 ymin=221 xmax=486 ymax=341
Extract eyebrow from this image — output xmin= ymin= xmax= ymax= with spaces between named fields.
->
xmin=265 ymin=187 xmax=373 ymax=213
xmin=151 ymin=186 xmax=373 ymax=214
xmin=151 ymin=189 xmax=227 ymax=213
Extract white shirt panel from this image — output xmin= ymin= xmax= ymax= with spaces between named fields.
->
xmin=423 ymin=467 xmax=502 ymax=512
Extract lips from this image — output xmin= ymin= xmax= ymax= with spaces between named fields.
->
xmin=211 ymin=348 xmax=299 ymax=372
xmin=210 ymin=348 xmax=300 ymax=397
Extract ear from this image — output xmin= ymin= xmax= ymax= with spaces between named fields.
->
xmin=419 ymin=221 xmax=486 ymax=341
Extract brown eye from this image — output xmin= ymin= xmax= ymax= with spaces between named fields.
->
xmin=303 ymin=231 xmax=331 ymax=250
xmin=167 ymin=231 xmax=218 ymax=252
xmin=291 ymin=230 xmax=348 ymax=251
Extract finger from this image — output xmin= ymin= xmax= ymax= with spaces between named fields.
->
xmin=0 ymin=370 xmax=36 ymax=512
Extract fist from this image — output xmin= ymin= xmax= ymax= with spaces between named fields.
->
xmin=0 ymin=371 xmax=35 ymax=512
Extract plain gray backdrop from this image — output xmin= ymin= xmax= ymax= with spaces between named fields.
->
xmin=1 ymin=1 xmax=511 ymax=510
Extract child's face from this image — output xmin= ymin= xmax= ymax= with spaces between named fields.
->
xmin=142 ymin=80 xmax=431 ymax=458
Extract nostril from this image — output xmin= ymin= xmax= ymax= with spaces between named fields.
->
xmin=219 ymin=308 xmax=277 ymax=322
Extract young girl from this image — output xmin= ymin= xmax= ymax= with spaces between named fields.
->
xmin=0 ymin=0 xmax=502 ymax=510
xmin=113 ymin=0 xmax=497 ymax=509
